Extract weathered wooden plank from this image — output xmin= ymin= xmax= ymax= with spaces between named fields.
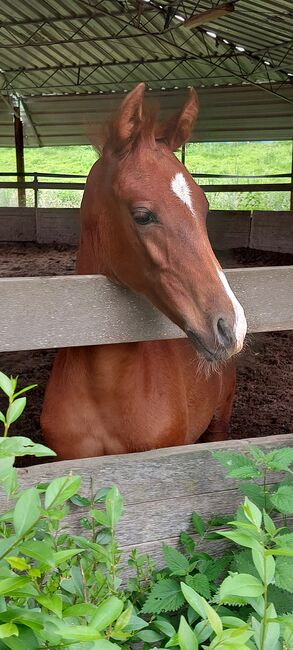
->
xmin=250 ymin=210 xmax=293 ymax=254
xmin=12 ymin=434 xmax=292 ymax=551
xmin=17 ymin=434 xmax=289 ymax=504
xmin=207 ymin=210 xmax=251 ymax=249
xmin=0 ymin=267 xmax=292 ymax=352
xmin=36 ymin=208 xmax=80 ymax=244
xmin=0 ymin=208 xmax=36 ymax=242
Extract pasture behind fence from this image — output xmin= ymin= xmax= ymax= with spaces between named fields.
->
xmin=0 ymin=170 xmax=292 ymax=210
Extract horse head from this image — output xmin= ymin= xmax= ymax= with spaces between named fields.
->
xmin=79 ymin=83 xmax=247 ymax=364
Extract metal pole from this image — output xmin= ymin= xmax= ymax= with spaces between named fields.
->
xmin=13 ymin=106 xmax=26 ymax=208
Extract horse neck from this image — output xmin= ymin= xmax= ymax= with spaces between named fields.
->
xmin=76 ymin=160 xmax=114 ymax=276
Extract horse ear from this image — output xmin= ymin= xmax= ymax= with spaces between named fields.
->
xmin=116 ymin=83 xmax=145 ymax=149
xmin=157 ymin=88 xmax=199 ymax=151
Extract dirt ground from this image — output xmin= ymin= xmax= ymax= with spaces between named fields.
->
xmin=0 ymin=243 xmax=292 ymax=453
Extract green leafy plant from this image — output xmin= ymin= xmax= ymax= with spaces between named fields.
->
xmin=0 ymin=371 xmax=293 ymax=648
xmin=0 ymin=371 xmax=55 ymax=496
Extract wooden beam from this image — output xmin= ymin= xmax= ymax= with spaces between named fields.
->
xmin=20 ymin=99 xmax=41 ymax=148
xmin=290 ymin=138 xmax=293 ymax=210
xmin=0 ymin=267 xmax=292 ymax=352
xmin=12 ymin=433 xmax=292 ymax=566
xmin=183 ymin=2 xmax=234 ymax=29
xmin=13 ymin=106 xmax=26 ymax=208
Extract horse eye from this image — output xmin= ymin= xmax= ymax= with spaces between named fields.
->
xmin=132 ymin=210 xmax=158 ymax=226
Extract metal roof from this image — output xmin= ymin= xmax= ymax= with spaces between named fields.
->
xmin=1 ymin=84 xmax=292 ymax=146
xmin=0 ymin=0 xmax=292 ymax=146
xmin=0 ymin=0 xmax=292 ymax=98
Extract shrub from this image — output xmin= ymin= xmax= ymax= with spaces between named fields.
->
xmin=0 ymin=371 xmax=292 ymax=649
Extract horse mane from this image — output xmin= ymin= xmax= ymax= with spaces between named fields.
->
xmin=87 ymin=98 xmax=160 ymax=158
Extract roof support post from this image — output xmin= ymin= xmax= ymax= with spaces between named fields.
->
xmin=291 ymin=138 xmax=293 ymax=211
xmin=181 ymin=143 xmax=186 ymax=166
xmin=13 ymin=106 xmax=26 ymax=207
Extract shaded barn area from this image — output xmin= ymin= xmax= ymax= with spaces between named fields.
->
xmin=0 ymin=0 xmax=293 ymax=458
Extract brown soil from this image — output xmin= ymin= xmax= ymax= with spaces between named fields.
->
xmin=0 ymin=243 xmax=292 ymax=455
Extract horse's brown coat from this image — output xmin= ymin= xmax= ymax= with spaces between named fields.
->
xmin=41 ymin=84 xmax=245 ymax=459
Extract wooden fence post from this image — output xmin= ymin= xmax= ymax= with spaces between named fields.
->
xmin=13 ymin=106 xmax=26 ymax=208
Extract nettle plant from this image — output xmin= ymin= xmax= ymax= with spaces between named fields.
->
xmin=0 ymin=371 xmax=293 ymax=648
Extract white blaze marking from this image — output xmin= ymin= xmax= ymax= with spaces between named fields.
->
xmin=218 ymin=269 xmax=247 ymax=351
xmin=171 ymin=172 xmax=193 ymax=213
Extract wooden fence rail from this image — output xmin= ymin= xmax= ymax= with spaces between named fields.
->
xmin=11 ymin=434 xmax=291 ymax=566
xmin=1 ymin=266 xmax=292 ymax=352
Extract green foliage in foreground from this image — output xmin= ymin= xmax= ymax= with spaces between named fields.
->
xmin=0 ymin=372 xmax=293 ymax=648
xmin=0 ymin=141 xmax=291 ymax=210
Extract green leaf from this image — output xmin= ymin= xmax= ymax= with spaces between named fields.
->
xmin=180 ymin=532 xmax=195 ymax=555
xmin=90 ymin=642 xmax=120 ymax=650
xmin=0 ymin=412 xmax=5 ymax=425
xmin=19 ymin=540 xmax=55 ymax=565
xmin=5 ymin=557 xmax=30 ymax=572
xmin=13 ymin=487 xmax=41 ymax=536
xmin=263 ymin=603 xmax=279 ymax=650
xmin=6 ymin=398 xmax=26 ymax=426
xmin=64 ymin=604 xmax=99 ymax=618
xmin=191 ymin=513 xmax=205 ymax=537
xmin=204 ymin=556 xmax=232 ymax=583
xmin=105 ymin=486 xmax=123 ymax=527
xmin=202 ymin=599 xmax=223 ymax=636
xmin=53 ymin=549 xmax=82 ymax=567
xmin=94 ymin=488 xmax=111 ymax=503
xmin=0 ymin=372 xmax=13 ymax=397
xmin=252 ymin=545 xmax=275 ymax=583
xmin=113 ymin=605 xmax=133 ymax=632
xmin=137 ymin=629 xmax=164 ymax=642
xmin=70 ymin=495 xmax=91 ymax=507
xmin=185 ymin=574 xmax=211 ymax=599
xmin=219 ymin=530 xmax=260 ymax=550
xmin=0 ymin=437 xmax=55 ymax=458
xmin=238 ymin=484 xmax=267 ymax=510
xmin=267 ymin=585 xmax=293 ymax=614
xmin=13 ymin=384 xmax=37 ymax=398
xmin=220 ymin=574 xmax=264 ymax=600
xmin=243 ymin=498 xmax=262 ymax=529
xmin=142 ymin=578 xmax=185 ymax=614
xmin=274 ymin=533 xmax=293 ymax=548
xmin=275 ymin=557 xmax=293 ymax=593
xmin=45 ymin=475 xmax=81 ymax=509
xmin=48 ymin=623 xmax=103 ymax=642
xmin=153 ymin=617 xmax=176 ymax=638
xmin=163 ymin=545 xmax=189 ymax=576
xmin=0 ymin=459 xmax=17 ymax=497
xmin=263 ymin=511 xmax=276 ymax=536
xmin=194 ymin=620 xmax=213 ymax=644
xmin=0 ymin=577 xmax=32 ymax=597
xmin=212 ymin=451 xmax=260 ymax=479
xmin=37 ymin=595 xmax=63 ymax=618
xmin=89 ymin=510 xmax=110 ymax=528
xmin=90 ymin=597 xmax=124 ymax=631
xmin=266 ymin=448 xmax=293 ymax=471
xmin=180 ymin=583 xmax=206 ymax=619
xmin=0 ymin=623 xmax=18 ymax=639
xmin=267 ymin=548 xmax=293 ymax=557
xmin=178 ymin=615 xmax=198 ymax=650
xmin=271 ymin=486 xmax=293 ymax=515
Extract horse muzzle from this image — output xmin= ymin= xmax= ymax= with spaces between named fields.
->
xmin=186 ymin=316 xmax=239 ymax=363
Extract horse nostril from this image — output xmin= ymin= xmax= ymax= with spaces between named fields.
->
xmin=216 ymin=317 xmax=235 ymax=348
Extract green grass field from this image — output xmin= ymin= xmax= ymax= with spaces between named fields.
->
xmin=0 ymin=140 xmax=291 ymax=210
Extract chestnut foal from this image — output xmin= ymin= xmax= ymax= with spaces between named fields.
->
xmin=41 ymin=84 xmax=247 ymax=459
